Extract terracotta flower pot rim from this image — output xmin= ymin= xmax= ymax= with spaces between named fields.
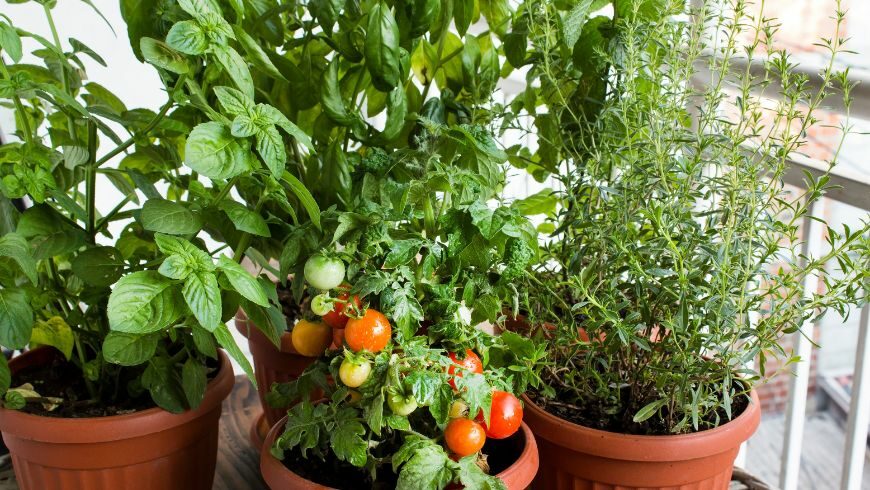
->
xmin=0 ymin=348 xmax=234 ymax=444
xmin=522 ymin=389 xmax=760 ymax=462
xmin=260 ymin=414 xmax=538 ymax=489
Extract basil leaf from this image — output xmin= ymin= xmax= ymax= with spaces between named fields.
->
xmin=217 ymin=256 xmax=269 ymax=306
xmin=103 ymin=331 xmax=159 ymax=366
xmin=0 ymin=290 xmax=33 ymax=350
xmin=141 ymin=198 xmax=203 ymax=235
xmin=108 ymin=271 xmax=185 ymax=334
xmin=182 ymin=357 xmax=207 ymax=408
xmin=184 ymin=122 xmax=256 ymax=180
xmin=212 ymin=45 xmax=254 ymax=99
xmin=365 ymin=2 xmax=401 ymax=92
xmin=0 ymin=232 xmax=37 ymax=284
xmin=71 ymin=246 xmax=126 ymax=287
xmin=182 ymin=271 xmax=222 ymax=331
xmin=166 ymin=20 xmax=208 ymax=55
xmin=220 ymin=200 xmax=271 ymax=237
xmin=140 ymin=37 xmax=189 ymax=74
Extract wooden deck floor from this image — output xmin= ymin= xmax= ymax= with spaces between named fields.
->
xmin=744 ymin=411 xmax=870 ymax=489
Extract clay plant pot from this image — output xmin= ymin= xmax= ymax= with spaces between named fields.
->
xmin=235 ymin=310 xmax=319 ymax=447
xmin=0 ymin=347 xmax=234 ymax=490
xmin=522 ymin=391 xmax=761 ymax=489
xmin=260 ymin=415 xmax=539 ymax=489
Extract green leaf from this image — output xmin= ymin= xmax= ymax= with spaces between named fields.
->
xmin=456 ymin=373 xmax=492 ymax=424
xmin=321 ymin=59 xmax=353 ymax=125
xmin=217 ymin=257 xmax=269 ymax=306
xmin=512 ymin=189 xmax=557 ymax=216
xmin=214 ymin=323 xmax=255 ymax=386
xmin=213 ymin=45 xmax=254 ymax=100
xmin=30 ymin=316 xmax=74 ymax=360
xmin=0 ymin=355 xmax=10 ymax=394
xmin=365 ymin=2 xmax=401 ymax=92
xmin=395 ymin=445 xmax=452 ymax=490
xmin=142 ymin=356 xmax=186 ymax=413
xmin=633 ymin=398 xmax=667 ymax=423
xmin=331 ymin=417 xmax=368 ymax=467
xmin=383 ymin=239 xmax=423 ymax=268
xmin=16 ymin=205 xmax=87 ymax=260
xmin=233 ymin=27 xmax=285 ymax=81
xmin=255 ymin=125 xmax=286 ymax=179
xmin=166 ymin=20 xmax=208 ymax=55
xmin=453 ymin=0 xmax=474 ymax=37
xmin=141 ymin=198 xmax=203 ymax=235
xmin=457 ymin=455 xmax=507 ymax=490
xmin=71 ymin=246 xmax=125 ymax=287
xmin=158 ymin=254 xmax=194 ymax=280
xmin=0 ymin=22 xmax=23 ymax=63
xmin=102 ymin=331 xmax=159 ymax=366
xmin=256 ymin=104 xmax=315 ymax=152
xmin=282 ymin=172 xmax=321 ymax=230
xmin=231 ymin=114 xmax=258 ymax=138
xmin=140 ymin=37 xmax=189 ymax=74
xmin=0 ymin=232 xmax=37 ymax=284
xmin=154 ymin=234 xmax=215 ymax=272
xmin=183 ymin=271 xmax=222 ymax=331
xmin=4 ymin=391 xmax=25 ymax=410
xmin=219 ymin=200 xmax=271 ymax=237
xmin=182 ymin=357 xmax=207 ymax=408
xmin=563 ymin=0 xmax=593 ymax=48
xmin=214 ymin=85 xmax=253 ymax=116
xmin=0 ymin=289 xmax=33 ymax=350
xmin=184 ymin=122 xmax=256 ymax=180
xmin=191 ymin=323 xmax=218 ymax=358
xmin=406 ymin=370 xmax=443 ymax=405
xmin=479 ymin=0 xmax=511 ymax=37
xmin=108 ymin=271 xmax=184 ymax=334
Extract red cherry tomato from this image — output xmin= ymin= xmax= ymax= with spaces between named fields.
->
xmin=447 ymin=350 xmax=483 ymax=390
xmin=345 ymin=308 xmax=392 ymax=353
xmin=476 ymin=390 xmax=523 ymax=439
xmin=322 ymin=292 xmax=361 ymax=329
xmin=444 ymin=418 xmax=486 ymax=457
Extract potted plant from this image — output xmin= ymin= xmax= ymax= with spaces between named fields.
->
xmin=121 ymin=0 xmax=518 ymax=440
xmin=503 ymin=0 xmax=868 ymax=488
xmin=0 ymin=3 xmax=276 ymax=489
xmin=257 ymin=113 xmax=546 ymax=488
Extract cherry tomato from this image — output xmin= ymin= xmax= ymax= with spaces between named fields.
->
xmin=449 ymin=400 xmax=469 ymax=418
xmin=345 ymin=390 xmax=363 ymax=404
xmin=310 ymin=293 xmax=332 ymax=316
xmin=332 ymin=327 xmax=345 ymax=349
xmin=304 ymin=255 xmax=345 ymax=290
xmin=387 ymin=392 xmax=418 ymax=416
xmin=345 ymin=309 xmax=392 ymax=353
xmin=339 ymin=358 xmax=371 ymax=388
xmin=476 ymin=390 xmax=523 ymax=439
xmin=322 ymin=292 xmax=361 ymax=329
xmin=447 ymin=350 xmax=483 ymax=390
xmin=291 ymin=319 xmax=332 ymax=357
xmin=444 ymin=418 xmax=486 ymax=457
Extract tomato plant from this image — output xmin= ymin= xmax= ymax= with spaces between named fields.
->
xmin=444 ymin=418 xmax=487 ymax=458
xmin=476 ymin=391 xmax=523 ymax=439
xmin=345 ymin=309 xmax=392 ymax=353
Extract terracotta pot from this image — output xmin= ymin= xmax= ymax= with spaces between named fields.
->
xmin=0 ymin=347 xmax=234 ymax=490
xmin=260 ymin=415 xmax=539 ymax=489
xmin=523 ymin=391 xmax=761 ymax=489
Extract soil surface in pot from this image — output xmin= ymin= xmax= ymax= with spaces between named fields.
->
xmin=11 ymin=353 xmax=220 ymax=418
xmin=280 ymin=428 xmax=524 ymax=489
xmin=528 ymin=386 xmax=749 ymax=436
xmin=277 ymin=284 xmax=304 ymax=328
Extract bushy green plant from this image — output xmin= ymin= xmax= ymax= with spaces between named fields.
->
xmin=0 ymin=1 xmax=271 ymax=413
xmin=508 ymin=0 xmax=869 ymax=434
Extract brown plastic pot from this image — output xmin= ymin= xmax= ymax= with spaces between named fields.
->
xmin=0 ymin=347 xmax=234 ymax=490
xmin=523 ymin=391 xmax=761 ymax=489
xmin=260 ymin=415 xmax=539 ymax=489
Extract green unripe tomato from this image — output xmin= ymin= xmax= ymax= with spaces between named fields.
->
xmin=388 ymin=392 xmax=418 ymax=416
xmin=339 ymin=358 xmax=372 ymax=388
xmin=311 ymin=293 xmax=332 ymax=316
xmin=304 ymin=255 xmax=345 ymax=290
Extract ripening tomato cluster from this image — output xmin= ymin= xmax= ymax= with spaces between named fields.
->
xmin=300 ymin=253 xmax=524 ymax=461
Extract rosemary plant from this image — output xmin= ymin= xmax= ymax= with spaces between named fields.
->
xmin=508 ymin=0 xmax=869 ymax=434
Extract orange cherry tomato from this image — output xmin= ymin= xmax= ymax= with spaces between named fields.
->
xmin=476 ymin=390 xmax=523 ymax=439
xmin=447 ymin=350 xmax=483 ymax=390
xmin=290 ymin=319 xmax=332 ymax=357
xmin=322 ymin=292 xmax=361 ymax=329
xmin=344 ymin=308 xmax=392 ymax=353
xmin=444 ymin=418 xmax=486 ymax=457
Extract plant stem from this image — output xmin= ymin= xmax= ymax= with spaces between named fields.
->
xmin=85 ymin=120 xmax=97 ymax=237
xmin=212 ymin=176 xmax=240 ymax=205
xmin=43 ymin=3 xmax=77 ymax=141
xmin=0 ymin=57 xmax=35 ymax=145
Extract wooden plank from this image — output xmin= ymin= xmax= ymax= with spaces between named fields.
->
xmin=842 ymin=305 xmax=870 ymax=490
xmin=215 ymin=376 xmax=268 ymax=490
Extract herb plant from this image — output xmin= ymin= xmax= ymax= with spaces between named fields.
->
xmin=0 ymin=1 xmax=273 ymax=413
xmin=508 ymin=0 xmax=869 ymax=434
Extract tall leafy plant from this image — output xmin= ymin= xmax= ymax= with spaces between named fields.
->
xmin=0 ymin=1 xmax=271 ymax=413
xmin=509 ymin=0 xmax=868 ymax=433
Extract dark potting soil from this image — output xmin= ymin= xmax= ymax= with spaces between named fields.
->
xmin=280 ymin=429 xmax=525 ymax=488
xmin=529 ymin=386 xmax=749 ymax=436
xmin=277 ymin=283 xmax=304 ymax=329
xmin=11 ymin=354 xmax=154 ymax=417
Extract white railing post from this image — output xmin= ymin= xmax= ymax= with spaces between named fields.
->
xmin=840 ymin=303 xmax=870 ymax=490
xmin=779 ymin=200 xmax=822 ymax=490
